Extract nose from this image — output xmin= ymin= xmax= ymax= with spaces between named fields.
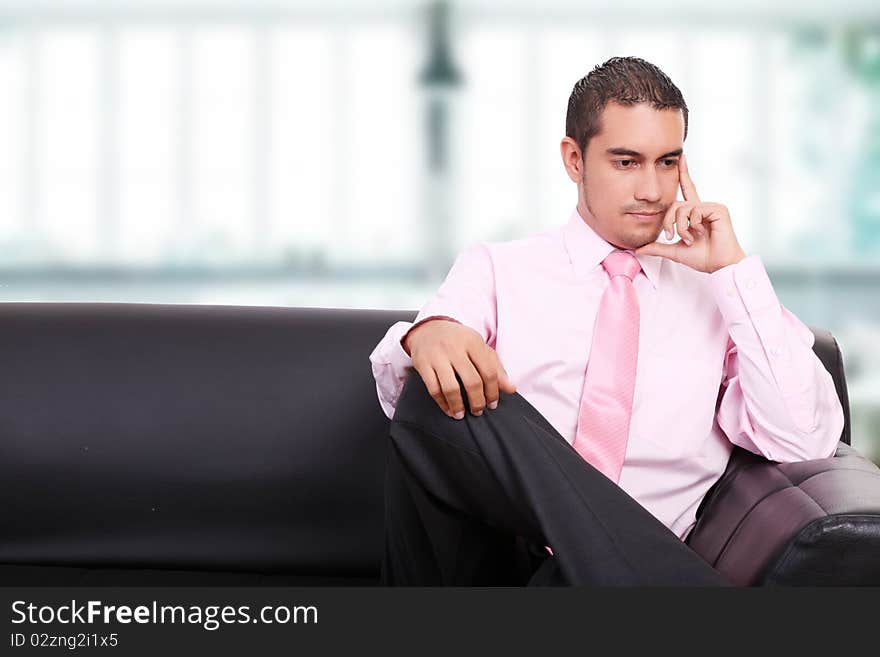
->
xmin=634 ymin=168 xmax=662 ymax=203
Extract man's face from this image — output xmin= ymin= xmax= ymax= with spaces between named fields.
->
xmin=563 ymin=101 xmax=685 ymax=250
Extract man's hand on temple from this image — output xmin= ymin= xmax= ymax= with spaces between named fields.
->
xmin=635 ymin=152 xmax=747 ymax=273
xmin=403 ymin=319 xmax=517 ymax=420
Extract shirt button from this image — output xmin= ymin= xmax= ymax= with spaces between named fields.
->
xmin=746 ymin=279 xmax=757 ymax=289
xmin=727 ymin=287 xmax=736 ymax=297
xmin=770 ymin=346 xmax=782 ymax=356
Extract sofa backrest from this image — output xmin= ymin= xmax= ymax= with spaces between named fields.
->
xmin=0 ymin=303 xmax=849 ymax=580
xmin=809 ymin=326 xmax=852 ymax=448
xmin=0 ymin=302 xmax=415 ymax=580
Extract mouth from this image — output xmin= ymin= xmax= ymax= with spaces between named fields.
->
xmin=627 ymin=211 xmax=662 ymax=221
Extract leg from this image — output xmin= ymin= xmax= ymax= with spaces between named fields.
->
xmin=380 ymin=435 xmax=544 ymax=585
xmin=382 ymin=370 xmax=733 ymax=586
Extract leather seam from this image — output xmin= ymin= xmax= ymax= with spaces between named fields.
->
xmin=712 ymin=466 xmax=876 ymax=571
xmin=713 ymin=474 xmax=792 ymax=568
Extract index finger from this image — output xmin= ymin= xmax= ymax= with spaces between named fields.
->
xmin=678 ymin=152 xmax=701 ymax=203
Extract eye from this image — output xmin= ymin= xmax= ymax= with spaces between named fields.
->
xmin=660 ymin=158 xmax=678 ymax=167
xmin=614 ymin=159 xmax=635 ymax=168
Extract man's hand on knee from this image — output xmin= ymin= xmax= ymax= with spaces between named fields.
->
xmin=403 ymin=319 xmax=517 ymax=420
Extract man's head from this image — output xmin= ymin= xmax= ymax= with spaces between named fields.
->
xmin=560 ymin=56 xmax=689 ymax=250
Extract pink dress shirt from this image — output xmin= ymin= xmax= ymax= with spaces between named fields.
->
xmin=368 ymin=206 xmax=845 ymax=542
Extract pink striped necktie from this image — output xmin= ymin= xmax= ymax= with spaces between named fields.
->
xmin=572 ymin=249 xmax=643 ymax=484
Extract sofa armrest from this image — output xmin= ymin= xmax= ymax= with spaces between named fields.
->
xmin=685 ymin=442 xmax=880 ymax=586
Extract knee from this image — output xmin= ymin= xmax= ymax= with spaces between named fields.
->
xmin=390 ymin=369 xmax=540 ymax=462
xmin=389 ymin=371 xmax=485 ymax=458
xmin=392 ymin=369 xmax=455 ymax=426
xmin=394 ymin=368 xmax=526 ymax=425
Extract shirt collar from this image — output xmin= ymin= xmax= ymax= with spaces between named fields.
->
xmin=562 ymin=205 xmax=664 ymax=290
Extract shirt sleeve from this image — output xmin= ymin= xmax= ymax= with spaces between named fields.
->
xmin=709 ymin=254 xmax=845 ymax=462
xmin=367 ymin=242 xmax=498 ymax=419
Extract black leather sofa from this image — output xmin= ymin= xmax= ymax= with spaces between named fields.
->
xmin=1 ymin=302 xmax=878 ymax=586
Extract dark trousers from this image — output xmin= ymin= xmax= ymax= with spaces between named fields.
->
xmin=380 ymin=371 xmax=734 ymax=586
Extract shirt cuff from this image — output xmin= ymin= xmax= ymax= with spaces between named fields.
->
xmin=369 ymin=321 xmax=415 ymax=371
xmin=709 ymin=254 xmax=779 ymax=325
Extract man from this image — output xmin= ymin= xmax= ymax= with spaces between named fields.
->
xmin=368 ymin=56 xmax=845 ymax=586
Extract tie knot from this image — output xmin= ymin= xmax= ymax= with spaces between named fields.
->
xmin=601 ymin=250 xmax=642 ymax=282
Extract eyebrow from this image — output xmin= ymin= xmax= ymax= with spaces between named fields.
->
xmin=605 ymin=147 xmax=683 ymax=159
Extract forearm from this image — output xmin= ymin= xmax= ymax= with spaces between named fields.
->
xmin=711 ymin=256 xmax=844 ymax=461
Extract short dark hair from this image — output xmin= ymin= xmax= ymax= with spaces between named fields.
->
xmin=565 ymin=56 xmax=688 ymax=156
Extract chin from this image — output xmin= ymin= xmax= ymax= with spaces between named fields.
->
xmin=637 ymin=228 xmax=664 ymax=247
xmin=613 ymin=234 xmax=652 ymax=251
xmin=636 ymin=235 xmax=660 ymax=249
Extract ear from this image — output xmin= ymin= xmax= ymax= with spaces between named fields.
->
xmin=560 ymin=137 xmax=584 ymax=184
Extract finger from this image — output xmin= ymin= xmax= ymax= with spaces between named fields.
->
xmin=413 ymin=360 xmax=450 ymax=416
xmin=675 ymin=204 xmax=694 ymax=245
xmin=688 ymin=205 xmax=706 ymax=237
xmin=435 ymin=362 xmax=466 ymax=419
xmin=678 ymin=152 xmax=701 ymax=203
xmin=662 ymin=201 xmax=683 ymax=241
xmin=634 ymin=241 xmax=684 ymax=263
xmin=481 ymin=349 xmax=518 ymax=404
xmin=450 ymin=353 xmax=488 ymax=416
xmin=468 ymin=345 xmax=500 ymax=410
